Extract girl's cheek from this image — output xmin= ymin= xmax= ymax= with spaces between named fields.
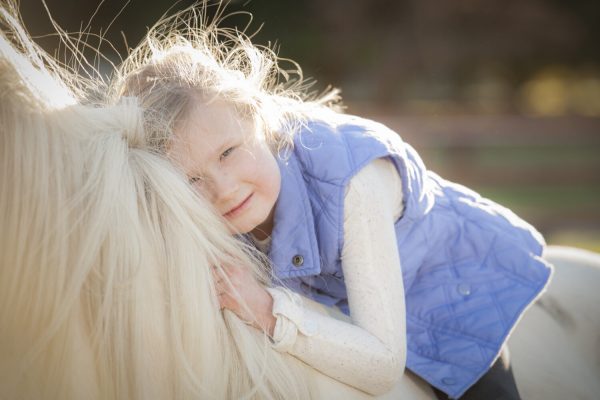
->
xmin=236 ymin=147 xmax=253 ymax=170
xmin=242 ymin=144 xmax=263 ymax=169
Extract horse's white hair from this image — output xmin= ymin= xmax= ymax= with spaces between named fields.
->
xmin=0 ymin=4 xmax=313 ymax=399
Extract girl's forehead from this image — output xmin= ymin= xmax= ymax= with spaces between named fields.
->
xmin=170 ymin=101 xmax=255 ymax=171
xmin=184 ymin=101 xmax=254 ymax=139
xmin=179 ymin=103 xmax=240 ymax=144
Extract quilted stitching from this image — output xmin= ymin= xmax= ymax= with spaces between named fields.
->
xmin=268 ymin=115 xmax=553 ymax=399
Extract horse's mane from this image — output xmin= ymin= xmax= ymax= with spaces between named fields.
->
xmin=0 ymin=4 xmax=312 ymax=399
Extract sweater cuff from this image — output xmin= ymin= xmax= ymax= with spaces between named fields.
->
xmin=266 ymin=287 xmax=317 ymax=352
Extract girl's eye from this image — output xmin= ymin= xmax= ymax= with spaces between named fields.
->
xmin=220 ymin=146 xmax=235 ymax=161
xmin=189 ymin=176 xmax=203 ymax=185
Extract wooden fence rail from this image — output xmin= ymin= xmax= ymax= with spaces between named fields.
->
xmin=364 ymin=114 xmax=600 ymax=241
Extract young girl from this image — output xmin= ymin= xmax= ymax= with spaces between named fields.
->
xmin=111 ymin=7 xmax=553 ymax=399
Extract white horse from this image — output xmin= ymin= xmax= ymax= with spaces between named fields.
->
xmin=309 ymin=245 xmax=600 ymax=400
xmin=509 ymin=246 xmax=600 ymax=400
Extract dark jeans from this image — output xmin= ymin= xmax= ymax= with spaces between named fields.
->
xmin=432 ymin=347 xmax=521 ymax=400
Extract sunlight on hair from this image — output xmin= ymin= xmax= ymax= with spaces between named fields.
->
xmin=108 ymin=1 xmax=342 ymax=156
xmin=0 ymin=2 xmax=314 ymax=398
xmin=0 ymin=7 xmax=74 ymax=108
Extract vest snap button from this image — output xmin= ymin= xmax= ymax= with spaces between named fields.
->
xmin=292 ymin=255 xmax=304 ymax=267
xmin=457 ymin=283 xmax=471 ymax=296
xmin=441 ymin=377 xmax=456 ymax=385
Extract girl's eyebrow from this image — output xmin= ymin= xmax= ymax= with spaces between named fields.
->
xmin=214 ymin=134 xmax=236 ymax=154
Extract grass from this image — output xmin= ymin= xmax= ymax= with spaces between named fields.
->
xmin=412 ymin=124 xmax=600 ymax=253
xmin=545 ymin=230 xmax=600 ymax=253
xmin=474 ymin=185 xmax=600 ymax=253
xmin=475 ymin=185 xmax=600 ymax=211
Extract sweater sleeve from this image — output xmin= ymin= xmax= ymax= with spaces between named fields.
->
xmin=268 ymin=158 xmax=407 ymax=395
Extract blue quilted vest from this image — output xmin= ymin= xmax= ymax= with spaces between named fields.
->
xmin=267 ymin=114 xmax=553 ymax=398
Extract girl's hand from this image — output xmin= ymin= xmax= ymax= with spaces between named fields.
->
xmin=213 ymin=264 xmax=276 ymax=336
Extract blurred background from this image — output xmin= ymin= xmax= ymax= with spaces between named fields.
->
xmin=19 ymin=0 xmax=600 ymax=251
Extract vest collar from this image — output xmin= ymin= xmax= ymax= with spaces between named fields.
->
xmin=268 ymin=154 xmax=321 ymax=279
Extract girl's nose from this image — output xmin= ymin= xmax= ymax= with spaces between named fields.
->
xmin=208 ymin=170 xmax=239 ymax=205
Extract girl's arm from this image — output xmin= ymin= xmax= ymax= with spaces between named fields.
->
xmin=268 ymin=158 xmax=407 ymax=395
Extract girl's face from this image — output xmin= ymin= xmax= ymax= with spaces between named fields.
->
xmin=169 ymin=101 xmax=280 ymax=239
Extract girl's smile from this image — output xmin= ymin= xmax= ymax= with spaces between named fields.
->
xmin=168 ymin=100 xmax=281 ymax=239
xmin=223 ymin=193 xmax=253 ymax=219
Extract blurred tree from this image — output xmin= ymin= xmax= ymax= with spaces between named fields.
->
xmin=17 ymin=0 xmax=600 ymax=111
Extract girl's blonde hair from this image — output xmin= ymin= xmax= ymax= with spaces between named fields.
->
xmin=0 ymin=3 xmax=313 ymax=399
xmin=108 ymin=2 xmax=342 ymax=155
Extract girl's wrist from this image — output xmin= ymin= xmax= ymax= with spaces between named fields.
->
xmin=257 ymin=289 xmax=276 ymax=336
xmin=263 ymin=313 xmax=276 ymax=337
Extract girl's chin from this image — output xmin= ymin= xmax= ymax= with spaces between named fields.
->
xmin=223 ymin=208 xmax=273 ymax=238
xmin=225 ymin=219 xmax=261 ymax=237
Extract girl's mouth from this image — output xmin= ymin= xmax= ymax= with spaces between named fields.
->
xmin=223 ymin=193 xmax=253 ymax=218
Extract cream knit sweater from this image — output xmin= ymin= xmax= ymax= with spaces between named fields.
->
xmin=264 ymin=158 xmax=407 ymax=395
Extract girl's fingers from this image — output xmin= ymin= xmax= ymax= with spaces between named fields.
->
xmin=217 ymin=293 xmax=226 ymax=309
xmin=215 ymin=280 xmax=237 ymax=300
xmin=212 ymin=269 xmax=239 ymax=296
xmin=212 ymin=271 xmax=223 ymax=284
xmin=213 ymin=263 xmax=233 ymax=275
xmin=212 ymin=266 xmax=236 ymax=287
xmin=211 ymin=266 xmax=230 ymax=287
xmin=218 ymin=293 xmax=238 ymax=311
